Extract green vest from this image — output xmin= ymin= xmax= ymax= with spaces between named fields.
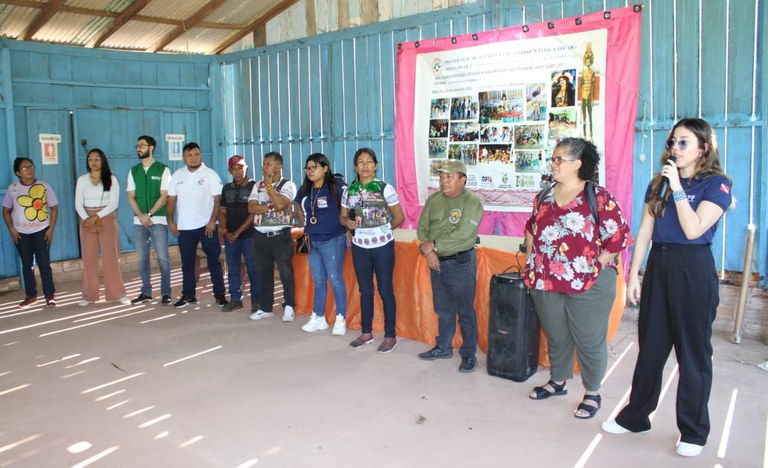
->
xmin=131 ymin=162 xmax=167 ymax=216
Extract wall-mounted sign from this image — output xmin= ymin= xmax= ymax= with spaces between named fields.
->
xmin=166 ymin=134 xmax=185 ymax=161
xmin=39 ymin=133 xmax=62 ymax=165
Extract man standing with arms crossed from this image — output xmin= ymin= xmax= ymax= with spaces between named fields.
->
xmin=218 ymin=155 xmax=259 ymax=312
xmin=417 ymin=159 xmax=484 ymax=373
xmin=166 ymin=142 xmax=227 ymax=309
xmin=127 ymin=135 xmax=173 ymax=306
xmin=247 ymin=152 xmax=296 ymax=321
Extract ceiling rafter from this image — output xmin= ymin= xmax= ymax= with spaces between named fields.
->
xmin=213 ymin=0 xmax=300 ymax=54
xmin=92 ymin=0 xmax=153 ymax=48
xmin=148 ymin=0 xmax=229 ymax=53
xmin=22 ymin=0 xmax=66 ymax=41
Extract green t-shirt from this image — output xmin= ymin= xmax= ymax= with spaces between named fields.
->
xmin=417 ymin=189 xmax=484 ymax=256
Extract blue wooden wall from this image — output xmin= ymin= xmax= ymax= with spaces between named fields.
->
xmin=0 ymin=39 xmax=217 ymax=277
xmin=218 ymin=0 xmax=767 ymax=287
xmin=0 ymin=0 xmax=766 ymax=288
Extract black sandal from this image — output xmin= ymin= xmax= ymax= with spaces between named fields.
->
xmin=529 ymin=379 xmax=567 ymax=400
xmin=574 ymin=394 xmax=602 ymax=419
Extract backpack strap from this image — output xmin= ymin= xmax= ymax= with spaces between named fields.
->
xmin=274 ymin=178 xmax=287 ymax=192
xmin=584 ymin=181 xmax=599 ymax=225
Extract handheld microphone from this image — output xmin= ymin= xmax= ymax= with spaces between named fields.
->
xmin=348 ymin=208 xmax=357 ymax=235
xmin=657 ymin=155 xmax=677 ymax=199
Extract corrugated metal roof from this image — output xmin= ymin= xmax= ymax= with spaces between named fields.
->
xmin=0 ymin=0 xmax=301 ymax=55
xmin=0 ymin=5 xmax=39 ymax=39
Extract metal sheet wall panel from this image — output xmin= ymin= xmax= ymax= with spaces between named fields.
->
xmin=2 ymin=43 xmax=214 ymax=267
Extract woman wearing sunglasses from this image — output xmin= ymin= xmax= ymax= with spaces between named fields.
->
xmin=524 ymin=137 xmax=631 ymax=420
xmin=295 ymin=153 xmax=348 ymax=336
xmin=602 ymin=118 xmax=732 ymax=458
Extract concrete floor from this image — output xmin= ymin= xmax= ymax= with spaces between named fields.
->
xmin=1 ymin=269 xmax=766 ymax=468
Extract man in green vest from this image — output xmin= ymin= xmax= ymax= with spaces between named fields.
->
xmin=126 ymin=135 xmax=172 ymax=305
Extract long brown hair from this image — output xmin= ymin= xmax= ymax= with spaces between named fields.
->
xmin=648 ymin=118 xmax=729 ymax=217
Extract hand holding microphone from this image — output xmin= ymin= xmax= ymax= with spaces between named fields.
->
xmin=657 ymin=155 xmax=677 ymax=199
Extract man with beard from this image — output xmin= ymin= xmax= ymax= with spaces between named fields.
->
xmin=166 ymin=142 xmax=227 ymax=309
xmin=126 ymin=135 xmax=173 ymax=305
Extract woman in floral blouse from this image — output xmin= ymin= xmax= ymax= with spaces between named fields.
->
xmin=524 ymin=137 xmax=631 ymax=420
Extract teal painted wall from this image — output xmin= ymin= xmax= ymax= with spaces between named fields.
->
xmin=0 ymin=39 xmax=217 ymax=275
xmin=0 ymin=0 xmax=766 ymax=287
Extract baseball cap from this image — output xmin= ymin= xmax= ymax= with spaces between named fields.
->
xmin=440 ymin=159 xmax=467 ymax=175
xmin=228 ymin=155 xmax=247 ymax=168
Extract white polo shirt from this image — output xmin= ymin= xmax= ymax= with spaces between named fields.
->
xmin=168 ymin=163 xmax=223 ymax=230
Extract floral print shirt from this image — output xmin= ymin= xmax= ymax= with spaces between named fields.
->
xmin=524 ymin=183 xmax=631 ymax=293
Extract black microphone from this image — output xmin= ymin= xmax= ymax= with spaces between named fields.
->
xmin=348 ymin=208 xmax=356 ymax=236
xmin=657 ymin=155 xmax=677 ymax=199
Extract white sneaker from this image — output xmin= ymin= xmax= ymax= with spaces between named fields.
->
xmin=601 ymin=420 xmax=650 ymax=435
xmin=332 ymin=315 xmax=347 ymax=336
xmin=78 ymin=299 xmax=90 ymax=307
xmin=676 ymin=442 xmax=704 ymax=457
xmin=301 ymin=313 xmax=328 ymax=332
xmin=282 ymin=305 xmax=295 ymax=322
xmin=249 ymin=310 xmax=274 ymax=321
xmin=118 ymin=296 xmax=131 ymax=305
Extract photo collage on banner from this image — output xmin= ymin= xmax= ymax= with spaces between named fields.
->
xmin=418 ymin=31 xmax=606 ymax=212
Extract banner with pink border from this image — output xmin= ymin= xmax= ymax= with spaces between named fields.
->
xmin=395 ymin=6 xmax=642 ymax=235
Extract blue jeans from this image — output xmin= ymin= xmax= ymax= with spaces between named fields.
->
xmin=16 ymin=228 xmax=55 ymax=298
xmin=352 ymin=242 xmax=396 ymax=338
xmin=134 ymin=224 xmax=171 ymax=297
xmin=177 ymin=226 xmax=225 ymax=298
xmin=224 ymin=236 xmax=259 ymax=302
xmin=308 ymin=234 xmax=347 ymax=317
xmin=430 ymin=249 xmax=478 ymax=359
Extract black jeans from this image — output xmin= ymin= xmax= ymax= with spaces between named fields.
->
xmin=429 ymin=249 xmax=478 ymax=358
xmin=252 ymin=229 xmax=295 ymax=312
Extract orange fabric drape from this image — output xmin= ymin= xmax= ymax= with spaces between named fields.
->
xmin=292 ymin=237 xmax=625 ymax=365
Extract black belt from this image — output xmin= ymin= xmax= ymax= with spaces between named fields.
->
xmin=651 ymin=243 xmax=711 ymax=253
xmin=257 ymin=228 xmax=290 ymax=238
xmin=438 ymin=248 xmax=474 ymax=262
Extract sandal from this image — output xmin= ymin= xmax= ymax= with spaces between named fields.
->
xmin=574 ymin=394 xmax=602 ymax=419
xmin=529 ymin=379 xmax=567 ymax=400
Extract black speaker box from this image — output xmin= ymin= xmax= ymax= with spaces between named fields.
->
xmin=486 ymin=273 xmax=540 ymax=382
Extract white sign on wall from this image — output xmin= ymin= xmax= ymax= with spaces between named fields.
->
xmin=166 ymin=134 xmax=185 ymax=161
xmin=39 ymin=133 xmax=62 ymax=165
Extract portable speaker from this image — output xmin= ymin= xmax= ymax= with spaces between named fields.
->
xmin=487 ymin=272 xmax=540 ymax=382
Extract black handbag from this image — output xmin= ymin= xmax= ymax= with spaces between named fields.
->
xmin=295 ymin=232 xmax=310 ymax=255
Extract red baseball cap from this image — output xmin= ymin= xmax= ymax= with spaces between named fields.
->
xmin=228 ymin=155 xmax=247 ymax=168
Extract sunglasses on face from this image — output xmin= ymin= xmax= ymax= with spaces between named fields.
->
xmin=666 ymin=139 xmax=692 ymax=151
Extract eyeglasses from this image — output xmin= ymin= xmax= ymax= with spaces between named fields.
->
xmin=304 ymin=165 xmax=320 ymax=172
xmin=18 ymin=165 xmax=34 ymax=171
xmin=135 ymin=144 xmax=149 ymax=149
xmin=666 ymin=139 xmax=691 ymax=150
xmin=546 ymin=156 xmax=579 ymax=166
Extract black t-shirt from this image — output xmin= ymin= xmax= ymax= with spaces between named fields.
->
xmin=221 ymin=179 xmax=256 ymax=240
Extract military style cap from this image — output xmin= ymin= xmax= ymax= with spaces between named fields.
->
xmin=440 ymin=159 xmax=467 ymax=175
